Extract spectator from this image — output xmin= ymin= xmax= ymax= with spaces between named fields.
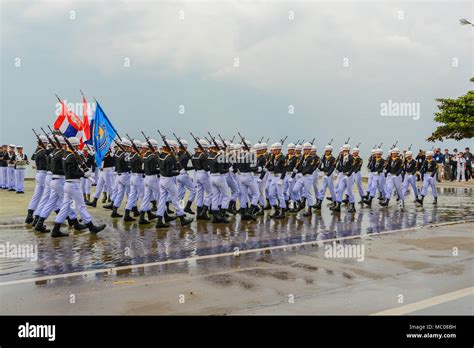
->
xmin=464 ymin=147 xmax=472 ymax=181
xmin=433 ymin=148 xmax=445 ymax=182
xmin=451 ymin=148 xmax=458 ymax=181
xmin=457 ymin=152 xmax=466 ymax=181
xmin=443 ymin=149 xmax=452 ymax=181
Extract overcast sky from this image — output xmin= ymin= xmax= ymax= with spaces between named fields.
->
xmin=1 ymin=0 xmax=472 ymax=159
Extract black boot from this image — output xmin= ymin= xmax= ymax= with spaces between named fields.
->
xmin=274 ymin=207 xmax=285 ymax=219
xmin=255 ymin=205 xmax=264 ymax=216
xmin=147 ymin=210 xmax=157 ymax=220
xmin=123 ymin=209 xmax=136 ymax=222
xmin=87 ymin=221 xmax=106 ymax=234
xmin=314 ymin=199 xmax=322 ymax=210
xmin=363 ymin=197 xmax=373 ymax=207
xmin=379 ymin=198 xmax=389 ymax=207
xmin=111 ymin=207 xmax=123 ymax=218
xmin=179 ymin=215 xmax=193 ymax=226
xmin=86 ymin=197 xmax=98 ymax=207
xmin=270 ymin=206 xmax=280 ymax=218
xmin=303 ymin=206 xmax=312 ymax=217
xmin=155 ymin=216 xmax=170 ymax=228
xmin=219 ymin=209 xmax=230 ymax=223
xmin=330 ymin=202 xmax=341 ymax=212
xmin=433 ymin=197 xmax=438 ymax=205
xmin=342 ymin=195 xmax=349 ymax=204
xmin=164 ymin=211 xmax=177 ymax=223
xmin=197 ymin=206 xmax=211 ymax=220
xmin=138 ymin=211 xmax=149 ymax=225
xmin=132 ymin=206 xmax=140 ymax=217
xmin=184 ymin=201 xmax=195 ymax=215
xmin=34 ymin=217 xmax=50 ymax=233
xmin=103 ymin=202 xmax=113 ymax=210
xmin=228 ymin=200 xmax=237 ymax=214
xmin=416 ymin=195 xmax=424 ymax=206
xmin=196 ymin=206 xmax=202 ymax=216
xmin=242 ymin=207 xmax=257 ymax=221
xmin=348 ymin=203 xmax=356 ymax=212
xmin=151 ymin=200 xmax=157 ymax=212
xmin=70 ymin=218 xmax=87 ymax=230
xmin=166 ymin=202 xmax=174 ymax=214
xmin=25 ymin=209 xmax=34 ymax=224
xmin=102 ymin=192 xmax=108 ymax=203
xmin=31 ymin=215 xmax=40 ymax=227
xmin=51 ymin=222 xmax=69 ymax=238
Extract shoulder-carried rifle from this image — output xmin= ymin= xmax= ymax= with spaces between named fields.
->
xmin=173 ymin=132 xmax=192 ymax=157
xmin=190 ymin=132 xmax=205 ymax=152
xmin=32 ymin=129 xmax=46 ymax=150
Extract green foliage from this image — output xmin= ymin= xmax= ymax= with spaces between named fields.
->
xmin=427 ymin=77 xmax=474 ymax=142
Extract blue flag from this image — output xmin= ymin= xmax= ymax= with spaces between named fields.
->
xmin=93 ymin=101 xmax=117 ymax=168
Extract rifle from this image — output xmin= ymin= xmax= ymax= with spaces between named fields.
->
xmin=54 ymin=129 xmax=92 ymax=177
xmin=295 ymin=139 xmax=300 ymax=145
xmin=356 ymin=142 xmax=361 ymax=148
xmin=125 ymin=133 xmax=143 ymax=158
xmin=207 ymin=132 xmax=223 ymax=151
xmin=378 ymin=142 xmax=383 ymax=148
xmin=280 ymin=135 xmax=288 ymax=145
xmin=41 ymin=127 xmax=59 ymax=149
xmin=215 ymin=133 xmax=227 ymax=150
xmin=408 ymin=144 xmax=412 ymax=151
xmin=300 ymin=139 xmax=305 ymax=145
xmin=230 ymin=136 xmax=235 ymax=143
xmin=265 ymin=138 xmax=269 ymax=144
xmin=391 ymin=140 xmax=398 ymax=149
xmin=345 ymin=137 xmax=351 ymax=144
xmin=237 ymin=132 xmax=250 ymax=151
xmin=205 ymin=136 xmax=212 ymax=144
xmin=328 ymin=138 xmax=334 ymax=145
xmin=259 ymin=136 xmax=264 ymax=143
xmin=157 ymin=130 xmax=180 ymax=163
xmin=173 ymin=132 xmax=192 ymax=157
xmin=47 ymin=126 xmax=63 ymax=148
xmin=190 ymin=132 xmax=205 ymax=152
xmin=310 ymin=138 xmax=316 ymax=145
xmin=32 ymin=128 xmax=47 ymax=150
xmin=141 ymin=131 xmax=157 ymax=154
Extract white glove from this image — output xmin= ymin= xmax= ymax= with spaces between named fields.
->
xmin=256 ymin=178 xmax=262 ymax=183
xmin=297 ymin=173 xmax=303 ymax=179
xmin=84 ymin=170 xmax=93 ymax=178
xmin=277 ymin=179 xmax=283 ymax=186
xmin=257 ymin=166 xmax=262 ymax=173
xmin=179 ymin=169 xmax=186 ymax=175
xmin=292 ymin=168 xmax=298 ymax=174
xmin=229 ymin=166 xmax=234 ymax=173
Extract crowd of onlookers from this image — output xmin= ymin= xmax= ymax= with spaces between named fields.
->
xmin=415 ymin=147 xmax=472 ymax=182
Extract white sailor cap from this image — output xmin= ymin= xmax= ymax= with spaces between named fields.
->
xmin=405 ymin=151 xmax=413 ymax=156
xmin=370 ymin=148 xmax=376 ymax=154
xmin=68 ymin=137 xmax=80 ymax=146
xmin=342 ymin=144 xmax=351 ymax=151
xmin=302 ymin=142 xmax=312 ymax=150
xmin=325 ymin=145 xmax=333 ymax=151
xmin=391 ymin=147 xmax=400 ymax=153
xmin=133 ymin=139 xmax=142 ymax=148
xmin=287 ymin=143 xmax=296 ymax=150
xmin=426 ymin=150 xmax=434 ymax=156
xmin=121 ymin=139 xmax=132 ymax=147
xmin=197 ymin=139 xmax=208 ymax=148
xmin=166 ymin=140 xmax=178 ymax=148
xmin=261 ymin=142 xmax=268 ymax=149
xmin=375 ymin=148 xmax=383 ymax=154
xmin=352 ymin=147 xmax=359 ymax=153
xmin=56 ymin=136 xmax=66 ymax=145
xmin=295 ymin=144 xmax=302 ymax=151
xmin=148 ymin=139 xmax=159 ymax=148
xmin=139 ymin=141 xmax=148 ymax=148
xmin=214 ymin=140 xmax=223 ymax=148
xmin=16 ymin=145 xmax=23 ymax=148
xmin=272 ymin=142 xmax=282 ymax=150
xmin=9 ymin=144 xmax=15 ymax=148
xmin=232 ymin=143 xmax=242 ymax=151
xmin=311 ymin=145 xmax=317 ymax=152
xmin=179 ymin=139 xmax=188 ymax=147
xmin=39 ymin=135 xmax=48 ymax=143
xmin=244 ymin=139 xmax=252 ymax=146
xmin=224 ymin=140 xmax=232 ymax=147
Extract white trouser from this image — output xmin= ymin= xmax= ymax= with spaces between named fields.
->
xmin=0 ymin=167 xmax=7 ymax=188
xmin=367 ymin=173 xmax=384 ymax=198
xmin=55 ymin=180 xmax=92 ymax=224
xmin=15 ymin=168 xmax=26 ymax=192
xmin=317 ymin=173 xmax=336 ymax=200
xmin=7 ymin=166 xmax=15 ymax=189
xmin=40 ymin=176 xmax=77 ymax=220
xmin=353 ymin=171 xmax=364 ymax=197
xmin=177 ymin=172 xmax=196 ymax=203
xmin=195 ymin=171 xmax=212 ymax=207
xmin=157 ymin=176 xmax=184 ymax=217
xmin=335 ymin=174 xmax=355 ymax=203
xmin=113 ymin=173 xmax=130 ymax=208
xmin=267 ymin=174 xmax=286 ymax=208
xmin=293 ymin=174 xmax=315 ymax=206
xmin=125 ymin=174 xmax=144 ymax=210
xmin=457 ymin=165 xmax=465 ymax=181
xmin=94 ymin=168 xmax=114 ymax=199
xmin=210 ymin=174 xmax=230 ymax=210
xmin=238 ymin=173 xmax=259 ymax=208
xmin=421 ymin=174 xmax=438 ymax=198
xmin=34 ymin=173 xmax=52 ymax=216
xmin=403 ymin=174 xmax=418 ymax=197
xmin=28 ymin=171 xmax=47 ymax=210
xmin=140 ymin=175 xmax=160 ymax=212
xmin=385 ymin=174 xmax=404 ymax=201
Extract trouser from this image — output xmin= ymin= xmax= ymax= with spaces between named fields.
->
xmin=34 ymin=173 xmax=52 ymax=216
xmin=403 ymin=174 xmax=418 ymax=197
xmin=15 ymin=169 xmax=25 ymax=192
xmin=334 ymin=172 xmax=343 ymax=196
xmin=286 ymin=175 xmax=297 ymax=201
xmin=366 ymin=172 xmax=373 ymax=193
xmin=292 ymin=174 xmax=303 ymax=201
xmin=238 ymin=173 xmax=259 ymax=208
xmin=140 ymin=175 xmax=160 ymax=212
xmin=335 ymin=174 xmax=355 ymax=203
xmin=317 ymin=173 xmax=336 ymax=200
xmin=125 ymin=174 xmax=144 ymax=210
xmin=80 ymin=174 xmax=92 ymax=195
xmin=210 ymin=174 xmax=230 ymax=210
xmin=0 ymin=167 xmax=6 ymax=188
xmin=293 ymin=174 xmax=315 ymax=206
xmin=353 ymin=172 xmax=364 ymax=197
xmin=195 ymin=170 xmax=212 ymax=207
xmin=367 ymin=173 xmax=384 ymax=198
xmin=257 ymin=172 xmax=269 ymax=206
xmin=225 ymin=173 xmax=240 ymax=202
xmin=94 ymin=167 xmax=99 ymax=183
xmin=267 ymin=175 xmax=286 ymax=208
xmin=385 ymin=174 xmax=404 ymax=201
xmin=421 ymin=174 xmax=438 ymax=198
xmin=93 ymin=169 xmax=114 ymax=199
xmin=40 ymin=177 xmax=77 ymax=219
xmin=27 ymin=171 xmax=47 ymax=211
xmin=436 ymin=163 xmax=443 ymax=181
xmin=157 ymin=176 xmax=185 ymax=217
xmin=457 ymin=166 xmax=465 ymax=181
xmin=55 ymin=180 xmax=92 ymax=224
xmin=444 ymin=164 xmax=451 ymax=180
xmin=110 ymin=173 xmax=119 ymax=202
xmin=113 ymin=173 xmax=130 ymax=208
xmin=7 ymin=167 xmax=15 ymax=189
xmin=177 ymin=172 xmax=196 ymax=203
xmin=312 ymin=170 xmax=319 ymax=198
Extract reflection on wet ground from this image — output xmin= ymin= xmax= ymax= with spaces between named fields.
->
xmin=0 ymin=187 xmax=472 ymax=281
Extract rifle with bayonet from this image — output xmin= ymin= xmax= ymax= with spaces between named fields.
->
xmin=207 ymin=132 xmax=223 ymax=151
xmin=42 ymin=127 xmax=59 ymax=149
xmin=125 ymin=133 xmax=143 ymax=158
xmin=190 ymin=132 xmax=205 ymax=152
xmin=140 ymin=131 xmax=157 ymax=154
xmin=157 ymin=130 xmax=180 ymax=164
xmin=173 ymin=132 xmax=192 ymax=158
xmin=32 ymin=129 xmax=47 ymax=150
xmin=237 ymin=132 xmax=250 ymax=152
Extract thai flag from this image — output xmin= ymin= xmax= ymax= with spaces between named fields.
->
xmin=54 ymin=98 xmax=84 ymax=147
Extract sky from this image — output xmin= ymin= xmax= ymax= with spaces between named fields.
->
xmin=1 ymin=0 xmax=472 ymax=166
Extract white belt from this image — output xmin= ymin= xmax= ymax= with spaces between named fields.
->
xmin=66 ymin=179 xmax=80 ymax=183
xmin=102 ymin=167 xmax=113 ymax=172
xmin=8 ymin=164 xmax=15 ymax=167
xmin=131 ymin=173 xmax=141 ymax=176
xmin=240 ymin=172 xmax=252 ymax=176
xmin=210 ymin=173 xmax=221 ymax=176
xmin=303 ymin=174 xmax=313 ymax=177
xmin=196 ymin=170 xmax=206 ymax=173
xmin=37 ymin=170 xmax=47 ymax=173
xmin=273 ymin=173 xmax=281 ymax=177
xmin=52 ymin=175 xmax=65 ymax=179
xmin=47 ymin=171 xmax=52 ymax=175
xmin=16 ymin=167 xmax=26 ymax=170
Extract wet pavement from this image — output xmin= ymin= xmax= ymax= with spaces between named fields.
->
xmin=0 ymin=183 xmax=472 ymax=283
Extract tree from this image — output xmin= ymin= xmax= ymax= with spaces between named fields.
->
xmin=427 ymin=77 xmax=474 ymax=142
